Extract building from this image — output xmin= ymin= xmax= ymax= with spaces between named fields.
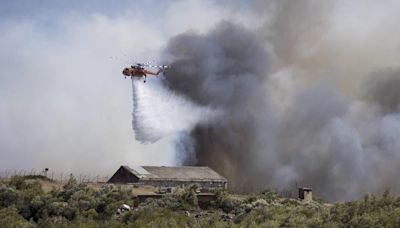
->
xmin=298 ymin=187 xmax=312 ymax=201
xmin=108 ymin=165 xmax=228 ymax=190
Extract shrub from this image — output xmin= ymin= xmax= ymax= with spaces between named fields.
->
xmin=0 ymin=206 xmax=35 ymax=228
xmin=178 ymin=185 xmax=199 ymax=207
xmin=213 ymin=190 xmax=242 ymax=213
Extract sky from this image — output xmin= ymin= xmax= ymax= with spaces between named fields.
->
xmin=0 ymin=0 xmax=253 ymax=175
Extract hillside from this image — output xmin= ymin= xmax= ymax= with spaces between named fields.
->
xmin=1 ymin=176 xmax=400 ymax=227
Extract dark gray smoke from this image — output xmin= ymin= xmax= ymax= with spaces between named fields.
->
xmin=365 ymin=69 xmax=400 ymax=114
xmin=162 ymin=21 xmax=275 ymax=191
xmin=158 ymin=1 xmax=400 ymax=201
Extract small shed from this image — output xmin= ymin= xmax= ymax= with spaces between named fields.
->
xmin=298 ymin=187 xmax=313 ymax=201
xmin=108 ymin=165 xmax=228 ymax=190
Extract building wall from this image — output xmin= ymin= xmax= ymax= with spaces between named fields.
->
xmin=139 ymin=180 xmax=227 ymax=190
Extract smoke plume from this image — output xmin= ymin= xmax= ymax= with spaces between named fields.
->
xmin=153 ymin=0 xmax=400 ymax=201
xmin=365 ymin=69 xmax=400 ymax=114
xmin=161 ymin=21 xmax=275 ymax=191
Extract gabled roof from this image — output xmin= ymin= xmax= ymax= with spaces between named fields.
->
xmin=122 ymin=165 xmax=227 ymax=182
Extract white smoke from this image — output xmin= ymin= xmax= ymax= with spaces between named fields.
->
xmin=131 ymin=77 xmax=221 ymax=144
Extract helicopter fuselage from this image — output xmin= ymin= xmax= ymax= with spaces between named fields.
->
xmin=122 ymin=67 xmax=146 ymax=78
xmin=122 ymin=66 xmax=161 ymax=82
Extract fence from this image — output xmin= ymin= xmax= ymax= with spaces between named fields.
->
xmin=0 ymin=169 xmax=109 ymax=184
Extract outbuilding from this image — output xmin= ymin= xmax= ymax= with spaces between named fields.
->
xmin=108 ymin=165 xmax=228 ymax=190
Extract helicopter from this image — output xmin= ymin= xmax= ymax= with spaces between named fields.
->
xmin=122 ymin=62 xmax=169 ymax=83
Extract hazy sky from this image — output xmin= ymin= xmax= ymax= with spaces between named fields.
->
xmin=0 ymin=0 xmax=253 ymax=175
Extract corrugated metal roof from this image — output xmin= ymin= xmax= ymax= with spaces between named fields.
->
xmin=131 ymin=165 xmax=150 ymax=175
xmin=126 ymin=166 xmax=227 ymax=182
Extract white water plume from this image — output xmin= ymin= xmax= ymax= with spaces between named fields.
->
xmin=131 ymin=77 xmax=220 ymax=143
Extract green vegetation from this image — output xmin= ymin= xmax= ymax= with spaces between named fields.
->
xmin=1 ymin=176 xmax=400 ymax=227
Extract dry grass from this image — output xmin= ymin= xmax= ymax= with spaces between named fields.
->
xmin=20 ymin=177 xmax=159 ymax=195
xmin=2 ymin=176 xmax=187 ymax=196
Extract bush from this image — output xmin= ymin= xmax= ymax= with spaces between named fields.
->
xmin=177 ymin=185 xmax=199 ymax=208
xmin=213 ymin=189 xmax=243 ymax=213
xmin=0 ymin=206 xmax=35 ymax=228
